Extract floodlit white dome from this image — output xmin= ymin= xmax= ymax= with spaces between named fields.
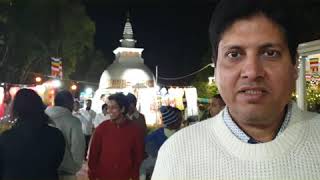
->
xmin=99 ymin=60 xmax=155 ymax=89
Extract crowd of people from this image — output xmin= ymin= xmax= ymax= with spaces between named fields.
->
xmin=1 ymin=0 xmax=320 ymax=179
xmin=0 ymin=88 xmax=189 ymax=180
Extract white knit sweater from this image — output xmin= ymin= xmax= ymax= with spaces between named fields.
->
xmin=152 ymin=104 xmax=320 ymax=180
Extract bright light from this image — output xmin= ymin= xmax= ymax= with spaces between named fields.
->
xmin=155 ymin=85 xmax=160 ymax=92
xmin=35 ymin=85 xmax=46 ymax=95
xmin=160 ymin=87 xmax=167 ymax=96
xmin=208 ymin=76 xmax=215 ymax=85
xmin=52 ymin=80 xmax=61 ymax=88
xmin=71 ymin=84 xmax=77 ymax=91
xmin=0 ymin=87 xmax=4 ymax=104
xmin=35 ymin=77 xmax=42 ymax=83
xmin=85 ymin=87 xmax=93 ymax=95
xmin=9 ymin=87 xmax=20 ymax=97
xmin=122 ymin=69 xmax=150 ymax=87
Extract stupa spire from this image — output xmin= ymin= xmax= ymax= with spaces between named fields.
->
xmin=120 ymin=12 xmax=136 ymax=47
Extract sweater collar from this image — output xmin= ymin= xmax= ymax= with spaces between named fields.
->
xmin=223 ymin=103 xmax=292 ymax=143
xmin=210 ymin=102 xmax=307 ymax=160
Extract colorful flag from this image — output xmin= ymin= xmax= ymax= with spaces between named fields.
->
xmin=51 ymin=57 xmax=63 ymax=79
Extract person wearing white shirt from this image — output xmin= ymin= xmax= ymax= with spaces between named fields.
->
xmin=79 ymin=99 xmax=96 ymax=160
xmin=93 ymin=103 xmax=110 ymax=128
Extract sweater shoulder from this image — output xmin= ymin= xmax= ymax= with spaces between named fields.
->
xmin=94 ymin=120 xmax=111 ymax=133
xmin=304 ymin=111 xmax=320 ymax=131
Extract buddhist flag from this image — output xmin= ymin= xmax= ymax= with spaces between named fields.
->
xmin=51 ymin=57 xmax=63 ymax=79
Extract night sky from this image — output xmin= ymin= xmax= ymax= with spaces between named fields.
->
xmin=85 ymin=2 xmax=217 ymax=85
xmin=85 ymin=1 xmax=320 ymax=85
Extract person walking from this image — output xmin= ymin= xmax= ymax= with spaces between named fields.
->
xmin=0 ymin=89 xmax=65 ymax=180
xmin=46 ymin=90 xmax=85 ymax=180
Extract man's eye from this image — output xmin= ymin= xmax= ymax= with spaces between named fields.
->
xmin=263 ymin=50 xmax=280 ymax=57
xmin=226 ymin=52 xmax=241 ymax=59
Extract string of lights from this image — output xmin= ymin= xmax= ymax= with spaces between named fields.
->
xmin=158 ymin=63 xmax=214 ymax=81
xmin=27 ymin=72 xmax=99 ymax=85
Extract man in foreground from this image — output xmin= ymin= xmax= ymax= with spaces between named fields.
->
xmin=152 ymin=0 xmax=320 ymax=179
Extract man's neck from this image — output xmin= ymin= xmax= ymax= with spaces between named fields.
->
xmin=112 ymin=115 xmax=126 ymax=125
xmin=238 ymin=122 xmax=282 ymax=142
xmin=231 ymin=109 xmax=286 ymax=143
xmin=128 ymin=110 xmax=135 ymax=116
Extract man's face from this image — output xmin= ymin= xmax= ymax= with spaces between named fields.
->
xmin=73 ymin=102 xmax=80 ymax=111
xmin=128 ymin=103 xmax=135 ymax=114
xmin=86 ymin=100 xmax=92 ymax=109
xmin=102 ymin=105 xmax=108 ymax=115
xmin=107 ymin=100 xmax=123 ymax=121
xmin=215 ymin=15 xmax=298 ymax=125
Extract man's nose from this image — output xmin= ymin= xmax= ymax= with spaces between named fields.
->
xmin=240 ymin=56 xmax=265 ymax=80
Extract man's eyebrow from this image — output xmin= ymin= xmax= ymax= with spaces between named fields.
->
xmin=221 ymin=43 xmax=285 ymax=51
xmin=221 ymin=45 xmax=242 ymax=51
xmin=259 ymin=43 xmax=284 ymax=49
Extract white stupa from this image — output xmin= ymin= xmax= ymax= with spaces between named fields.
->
xmin=92 ymin=15 xmax=156 ymax=116
xmin=99 ymin=16 xmax=155 ymax=90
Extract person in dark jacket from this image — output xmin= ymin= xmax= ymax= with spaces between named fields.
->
xmin=140 ymin=106 xmax=182 ymax=180
xmin=0 ymin=88 xmax=65 ymax=180
xmin=126 ymin=93 xmax=147 ymax=135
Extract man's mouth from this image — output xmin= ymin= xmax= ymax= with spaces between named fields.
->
xmin=242 ymin=90 xmax=264 ymax=95
xmin=238 ymin=86 xmax=269 ymax=94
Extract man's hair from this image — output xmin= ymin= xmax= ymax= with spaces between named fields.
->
xmin=126 ymin=93 xmax=137 ymax=106
xmin=100 ymin=94 xmax=105 ymax=99
xmin=86 ymin=99 xmax=92 ymax=103
xmin=54 ymin=90 xmax=74 ymax=109
xmin=213 ymin=94 xmax=226 ymax=107
xmin=108 ymin=92 xmax=129 ymax=114
xmin=209 ymin=0 xmax=299 ymax=65
xmin=101 ymin=103 xmax=108 ymax=110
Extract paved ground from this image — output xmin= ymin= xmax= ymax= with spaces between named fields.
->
xmin=76 ymin=162 xmax=89 ymax=180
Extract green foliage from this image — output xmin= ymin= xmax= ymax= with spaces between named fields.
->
xmin=0 ymin=0 xmax=105 ymax=84
xmin=70 ymin=49 xmax=110 ymax=83
xmin=306 ymin=82 xmax=320 ymax=112
xmin=193 ymin=80 xmax=218 ymax=98
xmin=191 ymin=47 xmax=219 ymax=98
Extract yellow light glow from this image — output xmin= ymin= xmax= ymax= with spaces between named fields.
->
xmin=35 ymin=77 xmax=42 ymax=83
xmin=71 ymin=84 xmax=77 ymax=91
xmin=35 ymin=85 xmax=46 ymax=95
xmin=122 ymin=69 xmax=150 ymax=87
